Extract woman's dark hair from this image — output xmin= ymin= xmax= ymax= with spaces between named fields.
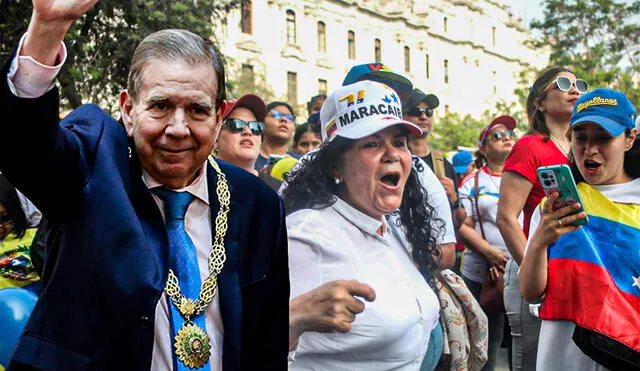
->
xmin=293 ymin=123 xmax=316 ymax=145
xmin=0 ymin=174 xmax=28 ymax=239
xmin=283 ymin=137 xmax=445 ymax=275
xmin=267 ymin=101 xmax=296 ymax=121
xmin=526 ymin=67 xmax=574 ymax=138
xmin=474 ymin=150 xmax=487 ymax=170
xmin=570 ymin=130 xmax=640 ymax=183
xmin=306 ymin=94 xmax=327 ymax=113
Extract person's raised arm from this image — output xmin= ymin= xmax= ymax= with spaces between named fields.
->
xmin=22 ymin=0 xmax=99 ymax=65
xmin=496 ymin=171 xmax=532 ymax=265
xmin=519 ymin=193 xmax=585 ymax=301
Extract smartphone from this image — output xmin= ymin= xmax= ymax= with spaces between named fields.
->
xmin=537 ymin=164 xmax=588 ymax=226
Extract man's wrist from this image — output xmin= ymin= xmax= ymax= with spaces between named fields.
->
xmin=450 ymin=199 xmax=460 ymax=209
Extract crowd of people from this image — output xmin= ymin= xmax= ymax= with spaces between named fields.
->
xmin=0 ymin=1 xmax=639 ymax=370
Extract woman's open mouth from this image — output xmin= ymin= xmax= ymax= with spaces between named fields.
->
xmin=379 ymin=172 xmax=401 ymax=189
xmin=583 ymin=159 xmax=601 ymax=175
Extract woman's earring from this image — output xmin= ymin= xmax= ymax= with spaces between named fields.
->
xmin=334 ymin=177 xmax=342 ymax=185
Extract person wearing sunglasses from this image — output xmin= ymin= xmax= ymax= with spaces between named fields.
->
xmin=458 ymin=115 xmax=518 ymax=371
xmin=256 ymin=101 xmax=301 ymax=171
xmin=403 ymin=88 xmax=467 ymax=239
xmin=496 ymin=67 xmax=587 ymax=371
xmin=215 ymin=94 xmax=266 ymax=175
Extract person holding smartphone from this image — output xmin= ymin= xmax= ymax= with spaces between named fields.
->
xmin=520 ymin=88 xmax=640 ymax=370
xmin=496 ymin=67 xmax=588 ymax=370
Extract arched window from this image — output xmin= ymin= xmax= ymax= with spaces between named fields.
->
xmin=374 ymin=38 xmax=382 ymax=62
xmin=241 ymin=0 xmax=252 ymax=34
xmin=286 ymin=10 xmax=296 ymax=44
xmin=317 ymin=22 xmax=326 ymax=52
xmin=347 ymin=30 xmax=356 ymax=59
xmin=404 ymin=46 xmax=411 ymax=73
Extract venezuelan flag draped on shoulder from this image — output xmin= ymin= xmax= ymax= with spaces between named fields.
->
xmin=540 ymin=182 xmax=640 ymax=352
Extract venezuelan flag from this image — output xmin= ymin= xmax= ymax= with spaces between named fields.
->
xmin=326 ymin=120 xmax=337 ymax=138
xmin=539 ymin=182 xmax=640 ymax=352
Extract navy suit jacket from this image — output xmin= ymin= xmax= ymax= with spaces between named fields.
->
xmin=0 ymin=60 xmax=289 ymax=370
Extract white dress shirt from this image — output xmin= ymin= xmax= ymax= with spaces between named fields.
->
xmin=287 ymin=197 xmax=440 ymax=370
xmin=8 ymin=34 xmax=223 ymax=370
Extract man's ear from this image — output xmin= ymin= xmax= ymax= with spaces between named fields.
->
xmin=119 ymin=90 xmax=135 ymax=136
xmin=212 ymin=100 xmax=229 ymax=143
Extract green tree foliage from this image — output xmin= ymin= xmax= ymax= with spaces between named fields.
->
xmin=529 ymin=0 xmax=640 ymax=104
xmin=431 ymin=100 xmax=527 ymax=151
xmin=0 ymin=0 xmax=240 ymax=112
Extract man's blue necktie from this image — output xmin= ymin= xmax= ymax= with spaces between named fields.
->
xmin=153 ymin=187 xmax=210 ymax=371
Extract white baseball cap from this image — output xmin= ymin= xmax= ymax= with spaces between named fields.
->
xmin=320 ymin=80 xmax=422 ymax=142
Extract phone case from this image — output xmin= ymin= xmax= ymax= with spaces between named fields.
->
xmin=537 ymin=164 xmax=588 ymax=226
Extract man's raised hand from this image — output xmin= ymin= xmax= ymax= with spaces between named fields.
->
xmin=23 ymin=0 xmax=100 ymax=66
xmin=32 ymin=0 xmax=100 ymax=23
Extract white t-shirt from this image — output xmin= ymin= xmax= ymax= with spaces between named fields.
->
xmin=526 ymin=178 xmax=640 ymax=371
xmin=281 ymin=152 xmax=456 ymax=246
xmin=458 ymin=167 xmax=515 ymax=283
xmin=287 ymin=197 xmax=440 ymax=370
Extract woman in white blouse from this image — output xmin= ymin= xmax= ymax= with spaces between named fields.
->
xmin=283 ymin=80 xmax=445 ymax=370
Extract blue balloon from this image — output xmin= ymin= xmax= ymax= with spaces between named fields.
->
xmin=0 ymin=288 xmax=37 ymax=367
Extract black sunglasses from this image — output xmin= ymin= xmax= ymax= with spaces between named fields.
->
xmin=223 ymin=118 xmax=264 ymax=136
xmin=486 ymin=130 xmax=516 ymax=142
xmin=406 ymin=107 xmax=434 ymax=118
xmin=0 ymin=212 xmax=13 ymax=225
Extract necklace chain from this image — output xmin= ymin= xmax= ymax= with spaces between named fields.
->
xmin=164 ymin=155 xmax=230 ymax=320
xmin=550 ymin=134 xmax=570 ymax=157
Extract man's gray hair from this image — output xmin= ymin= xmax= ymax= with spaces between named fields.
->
xmin=127 ymin=29 xmax=226 ymax=106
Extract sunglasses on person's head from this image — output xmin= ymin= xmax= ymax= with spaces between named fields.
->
xmin=223 ymin=118 xmax=264 ymax=135
xmin=269 ymin=110 xmax=294 ymax=122
xmin=406 ymin=107 xmax=434 ymax=117
xmin=486 ymin=130 xmax=516 ymax=143
xmin=545 ymin=76 xmax=589 ymax=94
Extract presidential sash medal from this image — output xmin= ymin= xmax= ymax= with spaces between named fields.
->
xmin=175 ymin=322 xmax=212 ymax=369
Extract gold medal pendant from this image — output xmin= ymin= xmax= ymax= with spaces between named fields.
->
xmin=174 ymin=322 xmax=211 ymax=369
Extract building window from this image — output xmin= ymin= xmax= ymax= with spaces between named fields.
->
xmin=374 ymin=38 xmax=382 ymax=62
xmin=404 ymin=46 xmax=411 ymax=73
xmin=286 ymin=10 xmax=296 ymax=44
xmin=241 ymin=0 xmax=252 ymax=34
xmin=347 ymin=30 xmax=356 ymax=59
xmin=492 ymin=70 xmax=497 ymax=94
xmin=444 ymin=17 xmax=448 ymax=32
xmin=444 ymin=59 xmax=449 ymax=84
xmin=318 ymin=79 xmax=328 ymax=95
xmin=241 ymin=64 xmax=255 ymax=92
xmin=492 ymin=26 xmax=496 ymax=47
xmin=425 ymin=54 xmax=430 ymax=79
xmin=317 ymin=22 xmax=326 ymax=52
xmin=287 ymin=71 xmax=298 ymax=105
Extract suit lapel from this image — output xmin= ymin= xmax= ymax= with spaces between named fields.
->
xmin=207 ymin=160 xmax=243 ymax=368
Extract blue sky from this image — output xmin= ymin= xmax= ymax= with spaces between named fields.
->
xmin=507 ymin=0 xmax=544 ymax=28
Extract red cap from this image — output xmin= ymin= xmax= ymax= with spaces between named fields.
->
xmin=222 ymin=94 xmax=267 ymax=122
xmin=478 ymin=115 xmax=517 ymax=146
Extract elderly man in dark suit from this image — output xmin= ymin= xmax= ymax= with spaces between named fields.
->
xmin=0 ymin=1 xmax=288 ymax=370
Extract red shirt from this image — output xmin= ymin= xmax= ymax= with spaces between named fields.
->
xmin=503 ymin=134 xmax=569 ymax=237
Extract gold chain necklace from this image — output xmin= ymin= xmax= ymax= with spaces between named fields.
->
xmin=550 ymin=134 xmax=570 ymax=157
xmin=164 ymin=155 xmax=230 ymax=369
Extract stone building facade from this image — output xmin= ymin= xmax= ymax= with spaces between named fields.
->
xmin=214 ymin=0 xmax=547 ymax=119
